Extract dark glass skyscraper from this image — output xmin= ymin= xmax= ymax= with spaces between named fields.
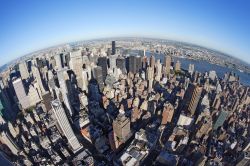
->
xmin=112 ymin=41 xmax=116 ymax=55
xmin=97 ymin=57 xmax=108 ymax=81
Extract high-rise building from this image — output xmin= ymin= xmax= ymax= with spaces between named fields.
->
xmin=113 ymin=114 xmax=131 ymax=144
xmin=147 ymin=67 xmax=154 ymax=92
xmin=112 ymin=41 xmax=116 ymax=55
xmin=31 ymin=66 xmax=46 ymax=94
xmin=93 ymin=66 xmax=104 ymax=91
xmin=213 ymin=109 xmax=228 ymax=130
xmin=175 ymin=60 xmax=181 ymax=72
xmin=188 ymin=64 xmax=195 ymax=75
xmin=19 ymin=62 xmax=29 ymax=80
xmin=12 ymin=78 xmax=30 ymax=110
xmin=109 ymin=55 xmax=117 ymax=72
xmin=51 ymin=99 xmax=82 ymax=152
xmin=116 ymin=57 xmax=126 ymax=73
xmin=97 ymin=57 xmax=108 ymax=81
xmin=42 ymin=91 xmax=52 ymax=111
xmin=0 ymin=131 xmax=19 ymax=155
xmin=164 ymin=54 xmax=172 ymax=75
xmin=57 ymin=68 xmax=73 ymax=116
xmin=155 ymin=59 xmax=162 ymax=82
xmin=55 ymin=54 xmax=63 ymax=70
xmin=183 ymin=84 xmax=203 ymax=115
xmin=0 ymin=81 xmax=14 ymax=121
xmin=161 ymin=103 xmax=174 ymax=125
xmin=129 ymin=55 xmax=141 ymax=74
xmin=69 ymin=50 xmax=83 ymax=89
xmin=150 ymin=55 xmax=155 ymax=69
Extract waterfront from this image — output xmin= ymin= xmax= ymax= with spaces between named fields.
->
xmin=144 ymin=52 xmax=250 ymax=85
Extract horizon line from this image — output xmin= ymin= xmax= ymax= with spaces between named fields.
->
xmin=1 ymin=36 xmax=249 ymax=68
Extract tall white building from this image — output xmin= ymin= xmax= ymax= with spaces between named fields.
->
xmin=57 ymin=68 xmax=73 ymax=116
xmin=69 ymin=50 xmax=83 ymax=89
xmin=0 ymin=131 xmax=19 ymax=155
xmin=32 ymin=66 xmax=46 ymax=94
xmin=51 ymin=99 xmax=82 ymax=152
xmin=55 ymin=54 xmax=63 ymax=70
xmin=19 ymin=62 xmax=29 ymax=80
xmin=12 ymin=78 xmax=30 ymax=109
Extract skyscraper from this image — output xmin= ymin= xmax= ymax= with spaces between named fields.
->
xmin=113 ymin=114 xmax=131 ymax=144
xmin=31 ymin=65 xmax=46 ymax=94
xmin=12 ymin=78 xmax=30 ymax=110
xmin=183 ymin=84 xmax=203 ymax=115
xmin=213 ymin=109 xmax=228 ymax=130
xmin=175 ymin=60 xmax=181 ymax=72
xmin=129 ymin=55 xmax=141 ymax=74
xmin=55 ymin=54 xmax=63 ymax=70
xmin=109 ymin=54 xmax=117 ymax=72
xmin=69 ymin=50 xmax=83 ymax=89
xmin=112 ymin=41 xmax=116 ymax=55
xmin=116 ymin=57 xmax=126 ymax=73
xmin=164 ymin=55 xmax=172 ymax=74
xmin=147 ymin=67 xmax=154 ymax=93
xmin=57 ymin=68 xmax=74 ymax=116
xmin=51 ymin=99 xmax=82 ymax=153
xmin=19 ymin=62 xmax=29 ymax=80
xmin=93 ymin=66 xmax=104 ymax=91
xmin=97 ymin=57 xmax=108 ymax=81
xmin=161 ymin=103 xmax=174 ymax=125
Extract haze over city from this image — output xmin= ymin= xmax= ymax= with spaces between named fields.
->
xmin=1 ymin=0 xmax=250 ymax=66
xmin=0 ymin=1 xmax=250 ymax=166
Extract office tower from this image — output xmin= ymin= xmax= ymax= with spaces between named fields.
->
xmin=93 ymin=66 xmax=104 ymax=91
xmin=128 ymin=55 xmax=141 ymax=74
xmin=236 ymin=152 xmax=250 ymax=166
xmin=175 ymin=60 xmax=181 ymax=72
xmin=51 ymin=99 xmax=82 ymax=152
xmin=42 ymin=91 xmax=52 ymax=111
xmin=0 ymin=81 xmax=14 ymax=121
xmin=209 ymin=71 xmax=217 ymax=81
xmin=183 ymin=84 xmax=203 ymax=115
xmin=109 ymin=55 xmax=117 ymax=72
xmin=164 ymin=55 xmax=172 ymax=75
xmin=136 ymin=56 xmax=142 ymax=72
xmin=31 ymin=66 xmax=46 ymax=94
xmin=161 ymin=103 xmax=174 ymax=125
xmin=142 ymin=54 xmax=148 ymax=71
xmin=213 ymin=109 xmax=228 ymax=130
xmin=97 ymin=57 xmax=108 ymax=81
xmin=150 ymin=55 xmax=155 ymax=69
xmin=188 ymin=64 xmax=195 ymax=75
xmin=112 ymin=41 xmax=116 ymax=55
xmin=88 ymin=79 xmax=101 ymax=101
xmin=28 ymin=85 xmax=41 ymax=107
xmin=12 ymin=78 xmax=30 ymax=110
xmin=0 ymin=131 xmax=19 ymax=155
xmin=69 ymin=50 xmax=83 ymax=89
xmin=55 ymin=54 xmax=63 ymax=70
xmin=19 ymin=62 xmax=29 ymax=80
xmin=128 ymin=55 xmax=136 ymax=74
xmin=116 ymin=57 xmax=126 ymax=73
xmin=113 ymin=114 xmax=131 ymax=144
xmin=147 ymin=67 xmax=154 ymax=92
xmin=81 ymin=69 xmax=89 ymax=92
xmin=155 ymin=59 xmax=162 ymax=82
xmin=57 ymin=68 xmax=73 ymax=116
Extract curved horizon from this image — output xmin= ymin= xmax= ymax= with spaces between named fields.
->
xmin=1 ymin=36 xmax=249 ymax=67
xmin=1 ymin=0 xmax=250 ymax=66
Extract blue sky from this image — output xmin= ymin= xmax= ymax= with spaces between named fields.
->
xmin=0 ymin=0 xmax=250 ymax=66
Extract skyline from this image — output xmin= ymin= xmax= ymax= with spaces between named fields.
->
xmin=1 ymin=0 xmax=250 ymax=66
